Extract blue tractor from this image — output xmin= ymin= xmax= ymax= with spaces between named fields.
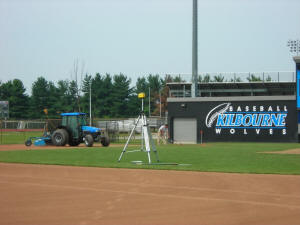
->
xmin=25 ymin=112 xmax=110 ymax=147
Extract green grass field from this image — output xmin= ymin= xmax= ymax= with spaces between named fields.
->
xmin=0 ymin=142 xmax=300 ymax=175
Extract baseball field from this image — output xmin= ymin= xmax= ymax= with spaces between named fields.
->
xmin=0 ymin=140 xmax=299 ymax=224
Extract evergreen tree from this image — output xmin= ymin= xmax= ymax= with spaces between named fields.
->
xmin=0 ymin=79 xmax=29 ymax=119
xmin=247 ymin=74 xmax=262 ymax=82
xmin=51 ymin=79 xmax=80 ymax=114
xmin=31 ymin=77 xmax=51 ymax=118
xmin=80 ymin=74 xmax=92 ymax=114
xmin=91 ymin=73 xmax=106 ymax=117
xmin=153 ymin=75 xmax=169 ymax=117
xmin=265 ymin=75 xmax=272 ymax=82
xmin=213 ymin=75 xmax=225 ymax=82
xmin=202 ymin=74 xmax=211 ymax=83
xmin=134 ymin=76 xmax=150 ymax=115
xmin=134 ymin=74 xmax=165 ymax=117
xmin=111 ymin=74 xmax=132 ymax=117
xmin=55 ymin=80 xmax=70 ymax=113
xmin=230 ymin=77 xmax=242 ymax=82
xmin=136 ymin=77 xmax=148 ymax=94
xmin=173 ymin=75 xmax=185 ymax=82
xmin=101 ymin=74 xmax=114 ymax=116
xmin=68 ymin=80 xmax=80 ymax=111
xmin=147 ymin=74 xmax=163 ymax=116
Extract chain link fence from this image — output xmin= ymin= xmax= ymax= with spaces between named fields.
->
xmin=0 ymin=120 xmax=46 ymax=131
xmin=0 ymin=119 xmax=47 ymax=144
xmin=0 ymin=117 xmax=166 ymax=145
xmin=94 ymin=117 xmax=166 ymax=142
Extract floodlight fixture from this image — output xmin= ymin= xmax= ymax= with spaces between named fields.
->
xmin=287 ymin=39 xmax=300 ymax=56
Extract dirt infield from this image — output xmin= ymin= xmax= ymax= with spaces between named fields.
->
xmin=260 ymin=149 xmax=300 ymax=155
xmin=0 ymin=163 xmax=299 ymax=225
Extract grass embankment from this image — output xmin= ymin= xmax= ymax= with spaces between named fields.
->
xmin=0 ymin=142 xmax=299 ymax=175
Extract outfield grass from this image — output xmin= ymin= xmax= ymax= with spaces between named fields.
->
xmin=0 ymin=142 xmax=299 ymax=175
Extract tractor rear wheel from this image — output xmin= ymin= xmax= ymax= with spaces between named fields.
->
xmin=101 ymin=136 xmax=110 ymax=147
xmin=52 ymin=129 xmax=68 ymax=146
xmin=84 ymin=134 xmax=94 ymax=147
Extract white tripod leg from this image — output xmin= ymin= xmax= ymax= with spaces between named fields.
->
xmin=141 ymin=121 xmax=144 ymax=151
xmin=142 ymin=114 xmax=151 ymax=164
xmin=118 ymin=114 xmax=141 ymax=162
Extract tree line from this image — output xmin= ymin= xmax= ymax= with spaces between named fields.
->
xmin=0 ymin=73 xmax=171 ymax=119
xmin=0 ymin=73 xmax=268 ymax=119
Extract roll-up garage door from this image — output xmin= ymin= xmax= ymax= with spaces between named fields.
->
xmin=173 ymin=118 xmax=197 ymax=144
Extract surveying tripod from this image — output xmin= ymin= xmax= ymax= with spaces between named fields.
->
xmin=118 ymin=94 xmax=159 ymax=164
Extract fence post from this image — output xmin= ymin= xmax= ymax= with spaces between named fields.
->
xmin=23 ymin=126 xmax=25 ymax=142
xmin=293 ymin=72 xmax=295 ymax=82
xmin=0 ymin=120 xmax=2 ymax=144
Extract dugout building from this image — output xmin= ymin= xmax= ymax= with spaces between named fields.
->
xmin=167 ymin=57 xmax=300 ymax=143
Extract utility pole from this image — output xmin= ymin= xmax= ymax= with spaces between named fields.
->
xmin=148 ymin=87 xmax=151 ymax=117
xmin=159 ymin=90 xmax=162 ymax=118
xmin=89 ymin=81 xmax=92 ymax=126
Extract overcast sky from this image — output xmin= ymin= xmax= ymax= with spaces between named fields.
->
xmin=1 ymin=0 xmax=300 ymax=92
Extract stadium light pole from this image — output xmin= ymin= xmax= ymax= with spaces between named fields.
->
xmin=191 ymin=0 xmax=198 ymax=98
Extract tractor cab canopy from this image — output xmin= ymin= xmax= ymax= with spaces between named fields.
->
xmin=60 ymin=112 xmax=100 ymax=134
xmin=61 ymin=112 xmax=87 ymax=127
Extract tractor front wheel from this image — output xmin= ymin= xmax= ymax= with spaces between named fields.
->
xmin=25 ymin=139 xmax=32 ymax=146
xmin=52 ymin=129 xmax=68 ymax=146
xmin=84 ymin=134 xmax=94 ymax=147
